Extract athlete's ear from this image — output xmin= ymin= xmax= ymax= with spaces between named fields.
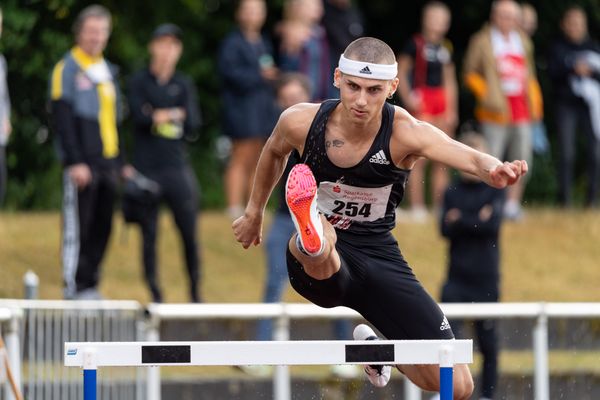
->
xmin=333 ymin=68 xmax=342 ymax=88
xmin=388 ymin=77 xmax=399 ymax=97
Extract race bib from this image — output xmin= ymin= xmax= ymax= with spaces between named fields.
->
xmin=317 ymin=181 xmax=392 ymax=222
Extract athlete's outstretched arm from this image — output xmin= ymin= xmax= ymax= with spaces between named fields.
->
xmin=232 ymin=106 xmax=309 ymax=248
xmin=397 ymin=117 xmax=527 ymax=189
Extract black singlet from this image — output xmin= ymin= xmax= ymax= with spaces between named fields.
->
xmin=301 ymin=100 xmax=410 ymax=235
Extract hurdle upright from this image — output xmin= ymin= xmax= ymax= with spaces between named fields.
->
xmin=65 ymin=339 xmax=471 ymax=400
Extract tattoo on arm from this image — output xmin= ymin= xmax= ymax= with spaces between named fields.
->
xmin=326 ymin=139 xmax=344 ymax=148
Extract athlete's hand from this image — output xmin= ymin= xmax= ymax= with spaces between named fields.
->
xmin=489 ymin=160 xmax=528 ymax=188
xmin=232 ymin=212 xmax=263 ymax=249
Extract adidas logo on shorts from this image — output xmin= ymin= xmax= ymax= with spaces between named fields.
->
xmin=440 ymin=316 xmax=451 ymax=331
xmin=369 ymin=150 xmax=390 ymax=165
xmin=359 ymin=66 xmax=372 ymax=75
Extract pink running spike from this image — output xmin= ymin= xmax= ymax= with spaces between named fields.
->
xmin=286 ymin=164 xmax=324 ymax=255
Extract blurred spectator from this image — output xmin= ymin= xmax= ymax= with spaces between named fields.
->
xmin=277 ymin=0 xmax=331 ymax=101
xmin=49 ymin=5 xmax=124 ymax=300
xmin=0 ymin=7 xmax=11 ymax=205
xmin=127 ymin=23 xmax=202 ymax=303
xmin=396 ymin=1 xmax=458 ymax=221
xmin=322 ymin=0 xmax=364 ymax=95
xmin=463 ymin=0 xmax=542 ymax=220
xmin=519 ymin=3 xmax=550 ymax=156
xmin=440 ymin=132 xmax=505 ymax=400
xmin=548 ymin=6 xmax=600 ymax=207
xmin=218 ymin=0 xmax=278 ymax=220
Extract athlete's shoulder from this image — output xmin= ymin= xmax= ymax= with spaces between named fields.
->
xmin=279 ymin=102 xmax=320 ymax=129
xmin=390 ymin=104 xmax=420 ymax=129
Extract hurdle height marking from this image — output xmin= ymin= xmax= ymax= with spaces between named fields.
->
xmin=65 ymin=340 xmax=472 ymax=400
xmin=141 ymin=345 xmax=191 ymax=364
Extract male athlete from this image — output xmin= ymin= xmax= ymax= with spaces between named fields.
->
xmin=233 ymin=37 xmax=527 ymax=399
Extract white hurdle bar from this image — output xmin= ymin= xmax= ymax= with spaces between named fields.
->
xmin=65 ymin=339 xmax=472 ymax=400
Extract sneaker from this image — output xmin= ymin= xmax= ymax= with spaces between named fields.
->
xmin=353 ymin=324 xmax=392 ymax=387
xmin=286 ymin=164 xmax=324 ymax=255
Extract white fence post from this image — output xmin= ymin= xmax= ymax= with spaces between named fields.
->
xmin=145 ymin=313 xmax=161 ymax=400
xmin=5 ymin=313 xmax=21 ymax=400
xmin=533 ymin=305 xmax=549 ymax=400
xmin=273 ymin=305 xmax=291 ymax=400
xmin=404 ymin=378 xmax=422 ymax=400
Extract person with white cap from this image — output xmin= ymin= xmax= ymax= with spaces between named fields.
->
xmin=233 ymin=36 xmax=527 ymax=398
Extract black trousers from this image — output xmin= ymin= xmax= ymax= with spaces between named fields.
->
xmin=555 ymin=100 xmax=600 ymax=206
xmin=137 ymin=165 xmax=200 ymax=303
xmin=442 ymin=280 xmax=499 ymax=399
xmin=62 ymin=167 xmax=118 ymax=298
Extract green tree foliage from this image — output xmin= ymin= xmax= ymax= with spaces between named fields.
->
xmin=0 ymin=0 xmax=598 ymax=209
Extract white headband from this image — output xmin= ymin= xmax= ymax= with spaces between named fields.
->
xmin=338 ymin=54 xmax=398 ymax=80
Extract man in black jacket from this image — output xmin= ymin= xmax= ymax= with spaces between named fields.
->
xmin=127 ymin=23 xmax=202 ymax=303
xmin=440 ymin=132 xmax=505 ymax=400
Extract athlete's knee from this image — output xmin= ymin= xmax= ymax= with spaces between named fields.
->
xmin=453 ymin=365 xmax=474 ymax=400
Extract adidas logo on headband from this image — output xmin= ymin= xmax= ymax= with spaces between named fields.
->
xmin=338 ymin=55 xmax=398 ymax=80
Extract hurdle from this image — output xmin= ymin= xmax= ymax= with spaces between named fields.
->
xmin=65 ymin=339 xmax=472 ymax=400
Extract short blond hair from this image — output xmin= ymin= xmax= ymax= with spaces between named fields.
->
xmin=343 ymin=37 xmax=396 ymax=65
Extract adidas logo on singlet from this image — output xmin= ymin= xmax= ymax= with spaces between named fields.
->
xmin=440 ymin=316 xmax=451 ymax=331
xmin=359 ymin=66 xmax=372 ymax=75
xmin=369 ymin=150 xmax=390 ymax=165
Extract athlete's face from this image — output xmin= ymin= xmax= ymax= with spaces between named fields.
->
xmin=334 ymin=69 xmax=398 ymax=122
xmin=77 ymin=16 xmax=110 ymax=57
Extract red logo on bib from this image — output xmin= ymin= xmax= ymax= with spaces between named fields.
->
xmin=333 ymin=185 xmax=341 ymax=193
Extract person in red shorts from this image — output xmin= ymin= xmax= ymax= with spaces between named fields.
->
xmin=396 ymin=1 xmax=458 ymax=221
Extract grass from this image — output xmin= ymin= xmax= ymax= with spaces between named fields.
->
xmin=1 ymin=208 xmax=600 ymax=303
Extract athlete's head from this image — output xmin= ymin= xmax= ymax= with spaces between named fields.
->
xmin=334 ymin=37 xmax=399 ymax=121
xmin=73 ymin=4 xmax=112 ymax=57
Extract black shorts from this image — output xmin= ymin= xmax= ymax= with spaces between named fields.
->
xmin=287 ymin=231 xmax=454 ymax=341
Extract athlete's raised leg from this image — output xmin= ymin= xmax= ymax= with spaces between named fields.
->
xmin=286 ymin=163 xmax=340 ymax=280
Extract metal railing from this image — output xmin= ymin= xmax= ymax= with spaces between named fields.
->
xmin=3 ymin=301 xmax=600 ymax=400
xmin=0 ymin=300 xmax=144 ymax=400
xmin=146 ymin=302 xmax=600 ymax=400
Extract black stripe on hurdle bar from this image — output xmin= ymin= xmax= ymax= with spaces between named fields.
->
xmin=141 ymin=345 xmax=191 ymax=364
xmin=345 ymin=344 xmax=395 ymax=363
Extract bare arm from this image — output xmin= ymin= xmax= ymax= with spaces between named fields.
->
xmin=392 ymin=114 xmax=527 ymax=188
xmin=232 ymin=104 xmax=316 ymax=248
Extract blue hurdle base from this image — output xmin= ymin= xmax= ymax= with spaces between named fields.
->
xmin=84 ymin=369 xmax=97 ymax=400
xmin=439 ymin=366 xmax=454 ymax=400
